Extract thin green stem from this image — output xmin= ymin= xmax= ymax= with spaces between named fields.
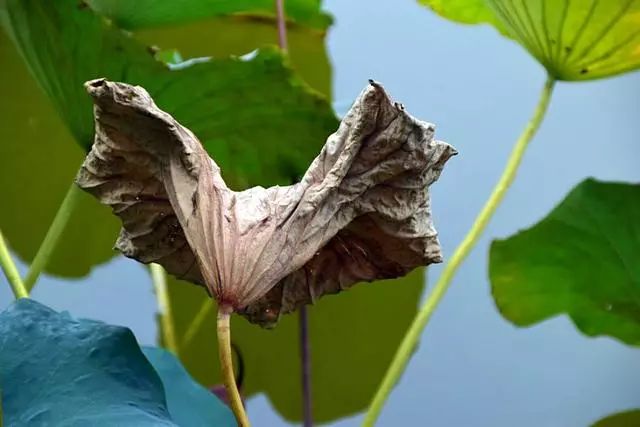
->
xmin=218 ymin=305 xmax=251 ymax=427
xmin=150 ymin=263 xmax=179 ymax=354
xmin=362 ymin=75 xmax=556 ymax=427
xmin=180 ymin=299 xmax=213 ymax=350
xmin=0 ymin=229 xmax=28 ymax=299
xmin=24 ymin=182 xmax=82 ymax=291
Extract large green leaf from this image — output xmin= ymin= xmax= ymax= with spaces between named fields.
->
xmin=0 ymin=0 xmax=336 ymax=276
xmin=592 ymin=409 xmax=640 ymax=426
xmin=0 ymin=299 xmax=176 ymax=425
xmin=163 ymin=269 xmax=425 ymax=422
xmin=86 ymin=0 xmax=332 ymax=30
xmin=0 ymin=31 xmax=120 ymax=278
xmin=490 ymin=179 xmax=640 ymax=345
xmin=418 ymin=0 xmax=505 ymax=30
xmin=142 ymin=347 xmax=235 ymax=427
xmin=418 ymin=0 xmax=640 ymax=81
xmin=135 ymin=16 xmax=332 ymax=98
xmin=2 ymin=0 xmax=337 ymax=187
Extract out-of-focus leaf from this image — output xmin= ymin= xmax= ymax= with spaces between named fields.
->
xmin=0 ymin=299 xmax=175 ymax=426
xmin=0 ymin=0 xmax=336 ymax=275
xmin=490 ymin=179 xmax=640 ymax=345
xmin=142 ymin=347 xmax=235 ymax=427
xmin=417 ymin=0 xmax=506 ymax=32
xmin=1 ymin=0 xmax=337 ymax=188
xmin=592 ymin=409 xmax=640 ymax=426
xmin=163 ymin=269 xmax=425 ymax=422
xmin=0 ymin=31 xmax=119 ymax=278
xmin=418 ymin=0 xmax=640 ymax=80
xmin=136 ymin=15 xmax=332 ymax=98
xmin=86 ymin=0 xmax=332 ymax=30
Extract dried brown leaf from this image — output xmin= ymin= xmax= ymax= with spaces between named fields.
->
xmin=76 ymin=78 xmax=456 ymax=327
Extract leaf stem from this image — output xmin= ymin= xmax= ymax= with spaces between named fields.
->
xmin=181 ymin=299 xmax=213 ymax=350
xmin=0 ymin=229 xmax=28 ymax=299
xmin=24 ymin=182 xmax=82 ymax=291
xmin=362 ymin=75 xmax=556 ymax=426
xmin=150 ymin=263 xmax=178 ymax=354
xmin=217 ymin=305 xmax=251 ymax=427
xmin=299 ymin=305 xmax=313 ymax=427
xmin=275 ymin=0 xmax=288 ymax=52
xmin=277 ymin=3 xmax=314 ymax=423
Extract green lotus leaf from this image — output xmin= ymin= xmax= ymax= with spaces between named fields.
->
xmin=592 ymin=409 xmax=640 ymax=427
xmin=418 ymin=0 xmax=640 ymax=80
xmin=86 ymin=0 xmax=332 ymax=30
xmin=0 ymin=0 xmax=336 ymax=276
xmin=490 ymin=179 xmax=640 ymax=345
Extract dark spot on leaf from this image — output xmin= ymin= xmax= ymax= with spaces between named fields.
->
xmin=89 ymin=79 xmax=105 ymax=88
xmin=77 ymin=0 xmax=89 ymax=10
xmin=287 ymin=170 xmax=303 ymax=185
xmin=580 ymin=68 xmax=589 ymax=74
xmin=191 ymin=192 xmax=198 ymax=211
xmin=565 ymin=46 xmax=573 ymax=54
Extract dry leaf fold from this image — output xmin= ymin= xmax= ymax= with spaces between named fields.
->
xmin=76 ymin=78 xmax=456 ymax=327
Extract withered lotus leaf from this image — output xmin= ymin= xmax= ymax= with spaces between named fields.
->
xmin=76 ymin=78 xmax=456 ymax=327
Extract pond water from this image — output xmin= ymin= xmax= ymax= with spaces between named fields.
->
xmin=1 ymin=0 xmax=639 ymax=426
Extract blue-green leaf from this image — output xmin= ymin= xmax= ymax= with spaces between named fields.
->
xmin=142 ymin=347 xmax=235 ymax=427
xmin=0 ymin=299 xmax=175 ymax=426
